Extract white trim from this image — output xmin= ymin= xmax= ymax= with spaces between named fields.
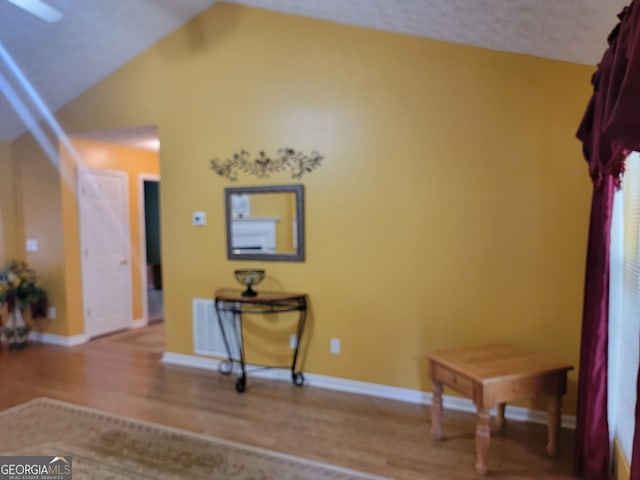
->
xmin=131 ymin=317 xmax=147 ymax=329
xmin=138 ymin=173 xmax=160 ymax=326
xmin=29 ymin=331 xmax=88 ymax=346
xmin=162 ymin=352 xmax=221 ymax=371
xmin=161 ymin=352 xmax=576 ymax=429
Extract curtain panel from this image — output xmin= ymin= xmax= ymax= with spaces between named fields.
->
xmin=575 ymin=2 xmax=640 ymax=478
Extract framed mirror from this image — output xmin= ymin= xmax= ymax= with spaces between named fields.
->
xmin=224 ymin=184 xmax=305 ymax=262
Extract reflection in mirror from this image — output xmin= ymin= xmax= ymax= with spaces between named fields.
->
xmin=225 ymin=184 xmax=305 ymax=262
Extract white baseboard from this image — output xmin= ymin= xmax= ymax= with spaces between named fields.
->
xmin=30 ymin=319 xmax=146 ymax=345
xmin=131 ymin=318 xmax=147 ymax=329
xmin=162 ymin=352 xmax=221 ymax=371
xmin=29 ymin=331 xmax=88 ymax=347
xmin=161 ymin=352 xmax=576 ymax=429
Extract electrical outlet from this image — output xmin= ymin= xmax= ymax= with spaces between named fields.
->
xmin=289 ymin=334 xmax=298 ymax=350
xmin=330 ymin=338 xmax=341 ymax=355
xmin=47 ymin=306 xmax=56 ymax=319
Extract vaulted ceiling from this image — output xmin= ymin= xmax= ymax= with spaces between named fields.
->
xmin=0 ymin=0 xmax=630 ymax=143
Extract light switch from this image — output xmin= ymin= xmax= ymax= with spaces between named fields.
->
xmin=26 ymin=239 xmax=38 ymax=252
xmin=192 ymin=211 xmax=206 ymax=226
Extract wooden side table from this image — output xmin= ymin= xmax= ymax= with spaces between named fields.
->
xmin=427 ymin=344 xmax=573 ymax=475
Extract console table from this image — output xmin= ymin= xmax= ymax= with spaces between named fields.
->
xmin=427 ymin=344 xmax=573 ymax=475
xmin=214 ymin=289 xmax=308 ymax=393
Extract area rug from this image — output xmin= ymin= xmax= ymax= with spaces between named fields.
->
xmin=0 ymin=398 xmax=389 ymax=479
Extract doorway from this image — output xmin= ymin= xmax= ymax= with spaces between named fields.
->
xmin=70 ymin=126 xmax=160 ymax=334
xmin=141 ymin=176 xmax=163 ymax=323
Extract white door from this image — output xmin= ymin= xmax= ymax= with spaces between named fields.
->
xmin=78 ymin=168 xmax=132 ymax=338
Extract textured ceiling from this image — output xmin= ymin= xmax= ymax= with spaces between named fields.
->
xmin=0 ymin=0 xmax=631 ymax=144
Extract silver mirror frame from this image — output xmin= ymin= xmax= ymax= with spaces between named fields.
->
xmin=224 ymin=184 xmax=305 ymax=262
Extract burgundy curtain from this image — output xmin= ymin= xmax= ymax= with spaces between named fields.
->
xmin=574 ymin=178 xmax=613 ymax=479
xmin=575 ymin=2 xmax=640 ymax=478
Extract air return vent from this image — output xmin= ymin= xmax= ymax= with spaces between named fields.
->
xmin=192 ymin=298 xmax=238 ymax=358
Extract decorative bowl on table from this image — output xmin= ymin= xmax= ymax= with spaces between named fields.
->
xmin=234 ymin=269 xmax=265 ymax=297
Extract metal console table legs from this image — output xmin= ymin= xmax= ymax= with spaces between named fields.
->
xmin=214 ymin=289 xmax=308 ymax=393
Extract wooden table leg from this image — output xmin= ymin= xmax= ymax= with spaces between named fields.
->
xmin=431 ymin=381 xmax=443 ymax=440
xmin=475 ymin=407 xmax=491 ymax=475
xmin=495 ymin=402 xmax=506 ymax=430
xmin=546 ymin=395 xmax=561 ymax=457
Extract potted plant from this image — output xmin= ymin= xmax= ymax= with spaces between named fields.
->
xmin=0 ymin=260 xmax=48 ymax=350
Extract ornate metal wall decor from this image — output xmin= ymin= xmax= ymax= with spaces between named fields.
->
xmin=210 ymin=148 xmax=323 ymax=182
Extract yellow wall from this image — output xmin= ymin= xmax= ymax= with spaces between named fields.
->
xmin=11 ymin=131 xmax=65 ymax=331
xmin=613 ymin=437 xmax=631 ymax=480
xmin=0 ymin=141 xmax=17 ymax=263
xmin=12 ymin=3 xmax=594 ymax=412
xmin=10 ymin=133 xmax=159 ymax=336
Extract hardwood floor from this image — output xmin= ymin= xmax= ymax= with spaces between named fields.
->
xmin=0 ymin=325 xmax=578 ymax=479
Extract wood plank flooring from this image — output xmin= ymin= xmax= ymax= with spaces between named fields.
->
xmin=0 ymin=324 xmax=578 ymax=479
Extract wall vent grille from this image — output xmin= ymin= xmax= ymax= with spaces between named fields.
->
xmin=192 ymin=298 xmax=238 ymax=358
